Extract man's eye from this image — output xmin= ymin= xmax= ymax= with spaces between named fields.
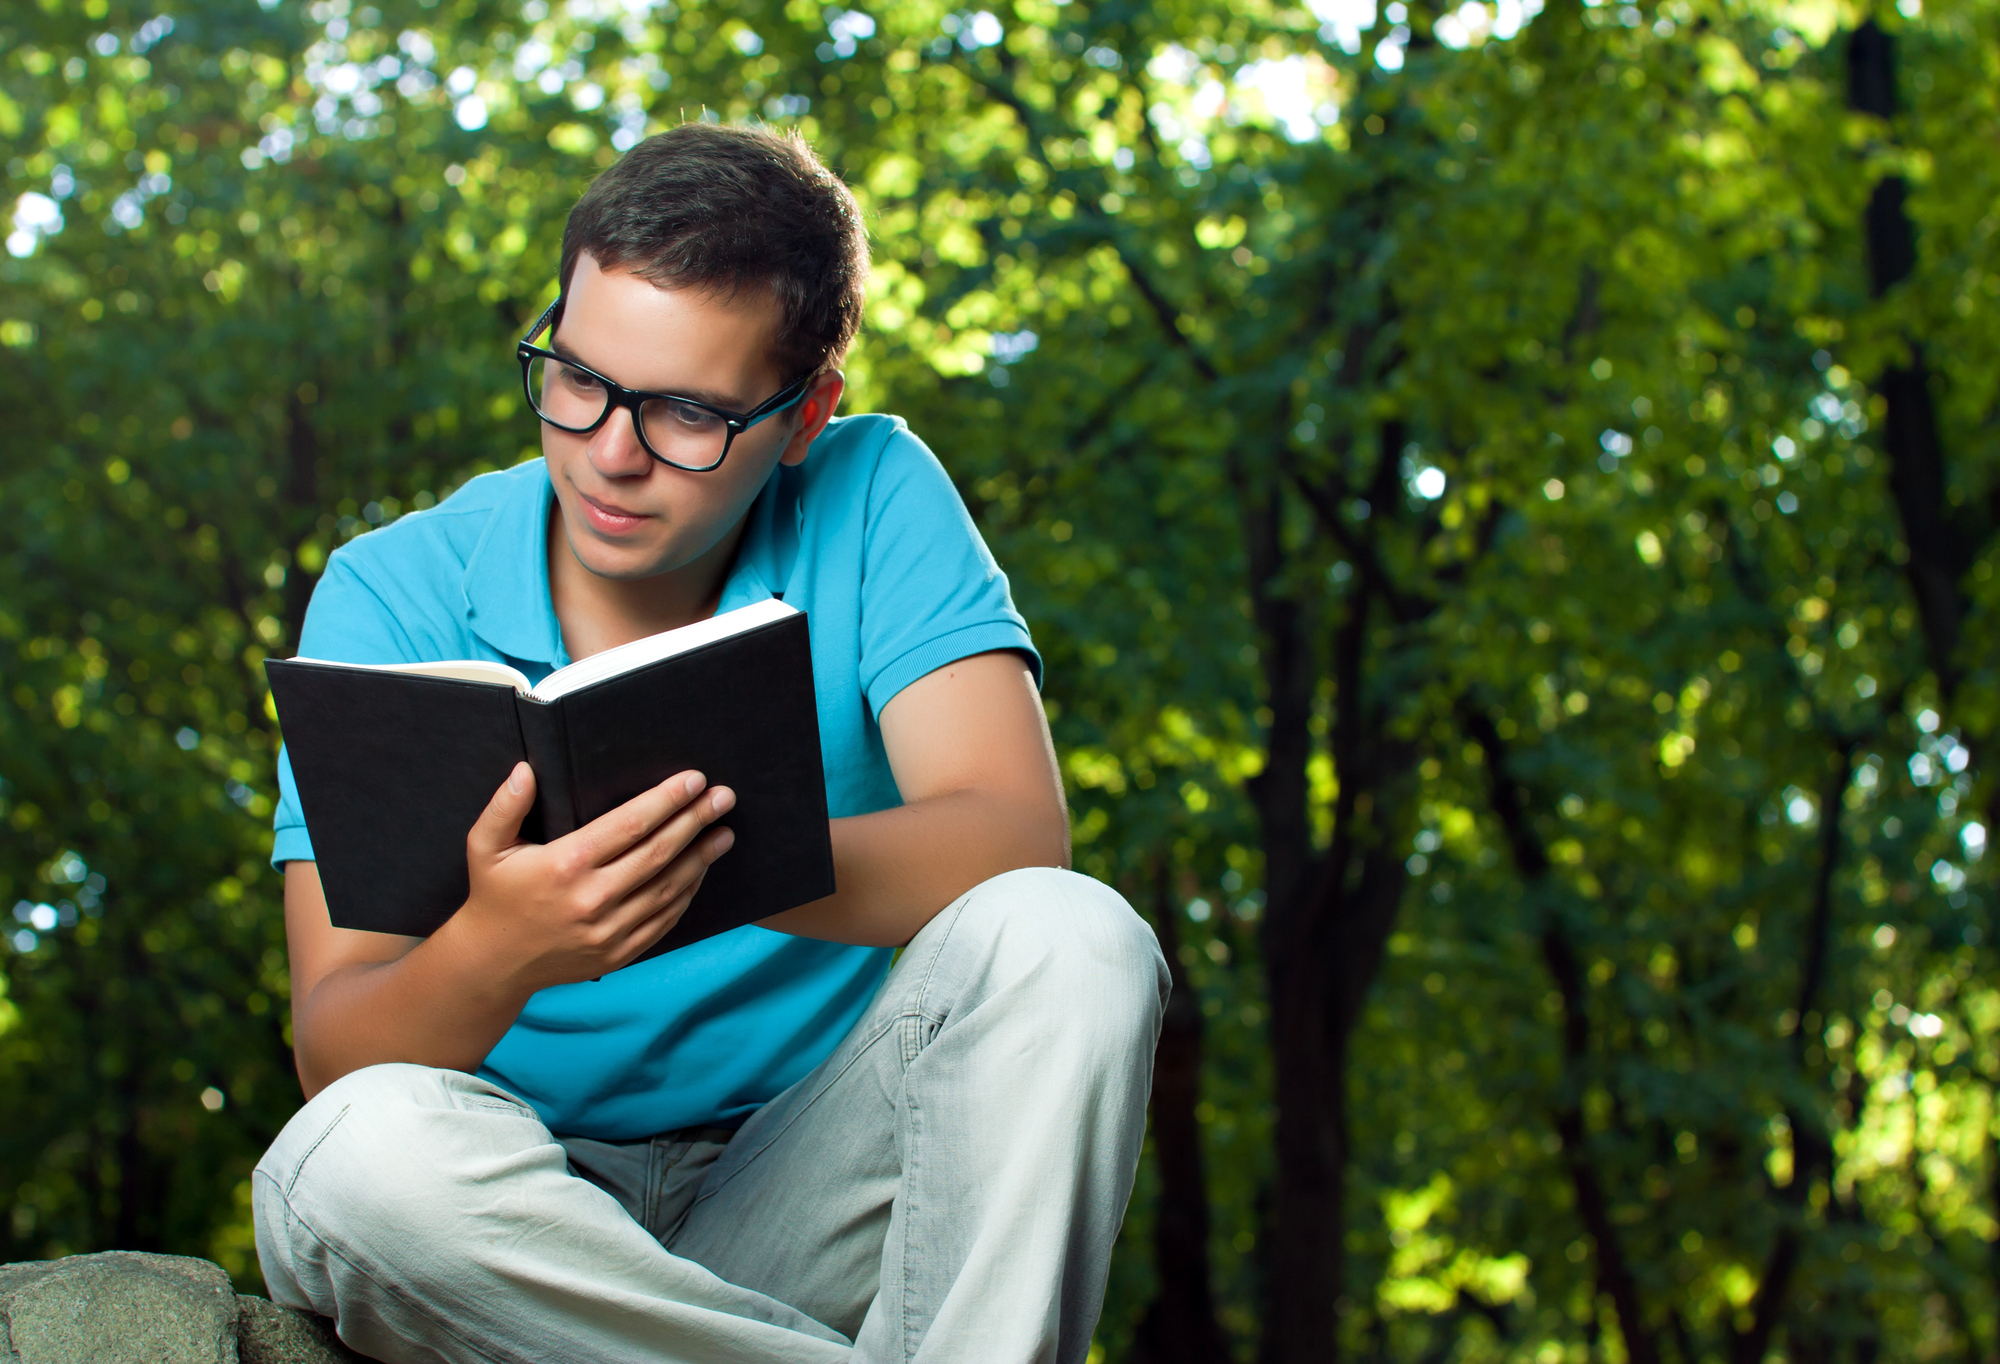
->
xmin=560 ymin=365 xmax=603 ymax=392
xmin=660 ymin=400 xmax=724 ymax=431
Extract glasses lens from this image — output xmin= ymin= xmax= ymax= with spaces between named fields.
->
xmin=640 ymin=397 xmax=731 ymax=471
xmin=526 ymin=355 xmax=611 ymax=432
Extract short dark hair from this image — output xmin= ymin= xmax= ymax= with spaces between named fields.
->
xmin=559 ymin=123 xmax=869 ymax=384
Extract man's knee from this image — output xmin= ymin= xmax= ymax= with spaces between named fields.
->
xmin=262 ymin=1064 xmax=450 ymax=1196
xmin=949 ymin=867 xmax=1169 ymax=1040
xmin=256 ymin=1063 xmax=542 ymax=1267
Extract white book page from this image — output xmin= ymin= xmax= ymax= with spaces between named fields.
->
xmin=530 ymin=598 xmax=798 ymax=702
xmin=291 ymin=657 xmax=535 ymax=693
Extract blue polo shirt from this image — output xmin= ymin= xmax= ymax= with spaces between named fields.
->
xmin=271 ymin=414 xmax=1037 ymax=1140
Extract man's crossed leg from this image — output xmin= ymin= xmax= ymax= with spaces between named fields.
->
xmin=254 ymin=868 xmax=1169 ymax=1364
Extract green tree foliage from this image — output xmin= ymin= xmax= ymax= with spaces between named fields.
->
xmin=0 ymin=0 xmax=1991 ymax=1358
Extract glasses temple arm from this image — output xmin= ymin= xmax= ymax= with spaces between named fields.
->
xmin=521 ymin=297 xmax=562 ymax=346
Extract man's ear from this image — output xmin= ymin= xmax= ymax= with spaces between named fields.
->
xmin=778 ymin=371 xmax=845 ymax=467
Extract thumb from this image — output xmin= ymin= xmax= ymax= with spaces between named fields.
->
xmin=468 ymin=762 xmax=535 ymax=859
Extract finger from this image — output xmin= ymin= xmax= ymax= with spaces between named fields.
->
xmin=604 ymin=812 xmax=740 ymax=928
xmin=607 ymin=838 xmax=728 ymax=966
xmin=570 ymin=770 xmax=707 ymax=867
xmin=609 ymin=876 xmax=701 ymax=969
xmin=598 ymin=785 xmax=735 ymax=900
xmin=466 ymin=763 xmax=536 ymax=860
xmin=603 ymin=824 xmax=733 ymax=946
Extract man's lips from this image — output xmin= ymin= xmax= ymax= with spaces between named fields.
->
xmin=578 ymin=491 xmax=650 ymax=535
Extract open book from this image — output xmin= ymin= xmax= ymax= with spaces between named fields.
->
xmin=266 ymin=599 xmax=834 ymax=960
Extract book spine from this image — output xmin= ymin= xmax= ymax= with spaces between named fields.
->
xmin=515 ymin=698 xmax=581 ymax=840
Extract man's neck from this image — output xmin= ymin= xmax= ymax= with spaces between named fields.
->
xmin=547 ymin=506 xmax=750 ymax=661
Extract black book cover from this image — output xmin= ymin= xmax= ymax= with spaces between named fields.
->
xmin=266 ymin=611 xmax=835 ymax=959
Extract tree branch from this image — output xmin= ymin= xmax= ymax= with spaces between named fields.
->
xmin=1462 ymin=701 xmax=1663 ymax=1364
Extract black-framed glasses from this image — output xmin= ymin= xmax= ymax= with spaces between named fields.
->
xmin=516 ymin=298 xmax=814 ymax=473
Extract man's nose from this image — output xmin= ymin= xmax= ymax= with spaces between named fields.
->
xmin=587 ymin=403 xmax=654 ymax=476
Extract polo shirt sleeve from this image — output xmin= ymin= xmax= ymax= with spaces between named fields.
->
xmin=270 ymin=552 xmax=433 ymax=867
xmin=856 ymin=425 xmax=1039 ymax=720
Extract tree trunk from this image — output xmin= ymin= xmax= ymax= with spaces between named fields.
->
xmin=283 ymin=382 xmax=322 ymax=649
xmin=1849 ymin=18 xmax=2000 ymax=1330
xmin=1263 ymin=831 xmax=1411 ymax=1364
xmin=1465 ymin=705 xmax=1664 ymax=1364
xmin=1250 ymin=449 xmax=1421 ymax=1363
xmin=1729 ymin=746 xmax=1859 ymax=1361
xmin=1849 ymin=21 xmax=1971 ymax=694
xmin=109 ymin=932 xmax=162 ymax=1252
xmin=1262 ymin=927 xmax=1348 ymax=1364
xmin=1237 ymin=461 xmax=1344 ymax=1364
xmin=1132 ymin=868 xmax=1232 ymax=1364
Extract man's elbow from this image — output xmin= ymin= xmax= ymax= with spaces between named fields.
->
xmin=1043 ymin=809 xmax=1072 ymax=871
xmin=928 ymin=785 xmax=1070 ymax=884
xmin=1014 ymin=794 xmax=1071 ymax=873
xmin=292 ymin=1045 xmax=328 ymax=1104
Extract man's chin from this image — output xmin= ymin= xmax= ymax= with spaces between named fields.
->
xmin=563 ymin=523 xmax=678 ymax=582
xmin=577 ymin=549 xmax=678 ymax=583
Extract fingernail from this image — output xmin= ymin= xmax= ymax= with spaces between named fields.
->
xmin=507 ymin=762 xmax=529 ymax=795
xmin=710 ymin=787 xmax=735 ymax=815
xmin=714 ymin=827 xmax=736 ymax=852
xmin=683 ymin=771 xmax=706 ymax=797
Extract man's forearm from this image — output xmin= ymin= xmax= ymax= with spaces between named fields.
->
xmin=291 ymin=921 xmax=534 ymax=1100
xmin=285 ymin=769 xmax=732 ymax=1099
xmin=762 ymin=789 xmax=1070 ymax=947
xmin=293 ymin=787 xmax=1062 ymax=1091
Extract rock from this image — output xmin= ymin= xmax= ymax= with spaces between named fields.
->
xmin=0 ymin=1253 xmax=370 ymax=1364
xmin=236 ymin=1294 xmax=367 ymax=1363
xmin=0 ymin=1251 xmax=237 ymax=1364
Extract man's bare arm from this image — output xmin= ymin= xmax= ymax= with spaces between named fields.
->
xmin=761 ymin=650 xmax=1069 ymax=947
xmin=284 ymin=768 xmax=735 ymax=1099
xmin=287 ymin=650 xmax=1059 ymax=1092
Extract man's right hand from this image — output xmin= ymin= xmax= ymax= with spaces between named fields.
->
xmin=449 ymin=763 xmax=736 ymax=992
xmin=281 ymin=765 xmax=735 ymax=1098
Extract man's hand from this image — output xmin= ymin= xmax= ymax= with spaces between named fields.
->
xmin=448 ymin=763 xmax=736 ymax=993
xmin=284 ymin=765 xmax=735 ymax=1098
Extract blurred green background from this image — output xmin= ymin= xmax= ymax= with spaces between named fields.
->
xmin=1 ymin=0 xmax=1994 ymax=1358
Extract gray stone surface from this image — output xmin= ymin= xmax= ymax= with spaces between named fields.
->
xmin=0 ymin=1251 xmax=237 ymax=1363
xmin=0 ymin=1253 xmax=371 ymax=1364
xmin=235 ymin=1294 xmax=367 ymax=1364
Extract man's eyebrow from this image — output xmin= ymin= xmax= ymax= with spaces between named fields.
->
xmin=546 ymin=335 xmax=754 ymax=412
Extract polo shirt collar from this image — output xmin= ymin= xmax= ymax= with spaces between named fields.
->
xmin=462 ymin=459 xmax=804 ymax=669
xmin=717 ymin=461 xmax=803 ymax=614
xmin=462 ymin=461 xmax=567 ymax=669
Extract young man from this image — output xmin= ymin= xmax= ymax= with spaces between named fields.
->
xmin=252 ymin=124 xmax=1167 ymax=1364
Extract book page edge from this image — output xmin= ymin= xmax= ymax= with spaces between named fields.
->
xmin=287 ymin=656 xmax=533 ymax=694
xmin=530 ymin=599 xmax=799 ymax=702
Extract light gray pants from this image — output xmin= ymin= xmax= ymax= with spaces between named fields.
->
xmin=253 ymin=868 xmax=1170 ymax=1364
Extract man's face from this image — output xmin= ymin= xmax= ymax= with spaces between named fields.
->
xmin=541 ymin=252 xmax=808 ymax=583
